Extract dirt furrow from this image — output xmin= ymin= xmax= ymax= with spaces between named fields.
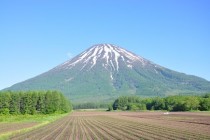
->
xmin=64 ymin=117 xmax=75 ymax=140
xmin=121 ymin=114 xmax=210 ymax=136
xmin=79 ymin=117 xmax=91 ymax=140
xmin=54 ymin=117 xmax=73 ymax=140
xmin=108 ymin=116 xmax=210 ymax=139
xmin=90 ymin=117 xmax=156 ymax=140
xmin=69 ymin=117 xmax=76 ymax=139
xmin=39 ymin=117 xmax=69 ymax=140
xmin=78 ymin=117 xmax=92 ymax=140
xmin=87 ymin=117 xmax=142 ymax=140
xmin=8 ymin=111 xmax=210 ymax=140
xmin=83 ymin=118 xmax=113 ymax=140
xmin=10 ymin=116 xmax=68 ymax=140
xmin=94 ymin=116 xmax=183 ymax=140
xmin=86 ymin=118 xmax=122 ymax=140
xmin=98 ymin=116 xmax=210 ymax=140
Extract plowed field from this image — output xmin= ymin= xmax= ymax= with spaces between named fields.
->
xmin=0 ymin=122 xmax=38 ymax=136
xmin=10 ymin=111 xmax=210 ymax=140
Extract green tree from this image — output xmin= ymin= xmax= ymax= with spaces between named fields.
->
xmin=199 ymin=98 xmax=210 ymax=111
xmin=0 ymin=91 xmax=11 ymax=115
xmin=151 ymin=97 xmax=165 ymax=110
xmin=107 ymin=104 xmax=113 ymax=111
xmin=36 ymin=91 xmax=45 ymax=114
xmin=9 ymin=92 xmax=20 ymax=114
xmin=0 ymin=90 xmax=72 ymax=115
xmin=60 ymin=93 xmax=72 ymax=113
xmin=182 ymin=96 xmax=200 ymax=111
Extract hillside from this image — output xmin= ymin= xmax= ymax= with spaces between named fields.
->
xmin=4 ymin=44 xmax=210 ymax=102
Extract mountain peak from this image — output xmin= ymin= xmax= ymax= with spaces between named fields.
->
xmin=91 ymin=44 xmax=121 ymax=53
xmin=5 ymin=44 xmax=210 ymax=102
xmin=56 ymin=44 xmax=148 ymax=72
xmin=92 ymin=43 xmax=118 ymax=48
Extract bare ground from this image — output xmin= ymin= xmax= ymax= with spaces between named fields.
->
xmin=9 ymin=111 xmax=210 ymax=140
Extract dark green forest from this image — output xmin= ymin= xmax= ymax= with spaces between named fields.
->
xmin=73 ymin=102 xmax=109 ymax=110
xmin=0 ymin=90 xmax=72 ymax=115
xmin=111 ymin=94 xmax=210 ymax=111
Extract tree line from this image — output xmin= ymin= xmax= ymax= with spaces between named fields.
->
xmin=0 ymin=90 xmax=72 ymax=115
xmin=73 ymin=102 xmax=109 ymax=110
xmin=110 ymin=94 xmax=210 ymax=111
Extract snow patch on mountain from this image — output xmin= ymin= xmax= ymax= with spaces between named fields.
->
xmin=55 ymin=44 xmax=152 ymax=71
xmin=65 ymin=77 xmax=74 ymax=82
xmin=110 ymin=72 xmax=113 ymax=80
xmin=127 ymin=64 xmax=133 ymax=69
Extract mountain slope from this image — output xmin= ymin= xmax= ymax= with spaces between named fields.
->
xmin=5 ymin=44 xmax=210 ymax=102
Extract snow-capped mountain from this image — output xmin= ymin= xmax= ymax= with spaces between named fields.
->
xmin=4 ymin=44 xmax=210 ymax=102
xmin=53 ymin=44 xmax=159 ymax=81
xmin=56 ymin=44 xmax=150 ymax=71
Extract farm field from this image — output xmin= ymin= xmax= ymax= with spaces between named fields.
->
xmin=0 ymin=122 xmax=39 ymax=137
xmin=0 ymin=114 xmax=67 ymax=140
xmin=8 ymin=111 xmax=210 ymax=140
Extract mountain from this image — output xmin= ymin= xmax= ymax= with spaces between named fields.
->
xmin=4 ymin=44 xmax=210 ymax=102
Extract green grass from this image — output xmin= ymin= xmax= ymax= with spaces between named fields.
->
xmin=0 ymin=113 xmax=70 ymax=140
xmin=0 ymin=113 xmax=67 ymax=123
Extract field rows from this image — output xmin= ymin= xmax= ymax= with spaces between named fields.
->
xmin=10 ymin=111 xmax=210 ymax=140
xmin=0 ymin=122 xmax=38 ymax=135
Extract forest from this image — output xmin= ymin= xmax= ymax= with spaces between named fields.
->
xmin=73 ymin=102 xmax=109 ymax=109
xmin=1 ymin=90 xmax=210 ymax=113
xmin=0 ymin=90 xmax=72 ymax=115
xmin=111 ymin=94 xmax=210 ymax=111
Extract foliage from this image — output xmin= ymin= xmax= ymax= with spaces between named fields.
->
xmin=107 ymin=104 xmax=113 ymax=111
xmin=127 ymin=103 xmax=146 ymax=111
xmin=112 ymin=96 xmax=146 ymax=111
xmin=73 ymin=102 xmax=109 ymax=109
xmin=199 ymin=97 xmax=210 ymax=111
xmin=0 ymin=113 xmax=67 ymax=123
xmin=0 ymin=90 xmax=72 ymax=115
xmin=111 ymin=94 xmax=210 ymax=111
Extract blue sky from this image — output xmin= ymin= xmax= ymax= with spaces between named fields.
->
xmin=0 ymin=0 xmax=210 ymax=90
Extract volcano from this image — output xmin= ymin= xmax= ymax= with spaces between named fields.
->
xmin=5 ymin=44 xmax=210 ymax=102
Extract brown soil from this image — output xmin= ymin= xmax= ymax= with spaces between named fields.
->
xmin=9 ymin=111 xmax=210 ymax=140
xmin=0 ymin=122 xmax=38 ymax=135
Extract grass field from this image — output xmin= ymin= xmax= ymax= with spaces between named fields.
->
xmin=0 ymin=114 xmax=68 ymax=140
xmin=4 ymin=111 xmax=210 ymax=140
